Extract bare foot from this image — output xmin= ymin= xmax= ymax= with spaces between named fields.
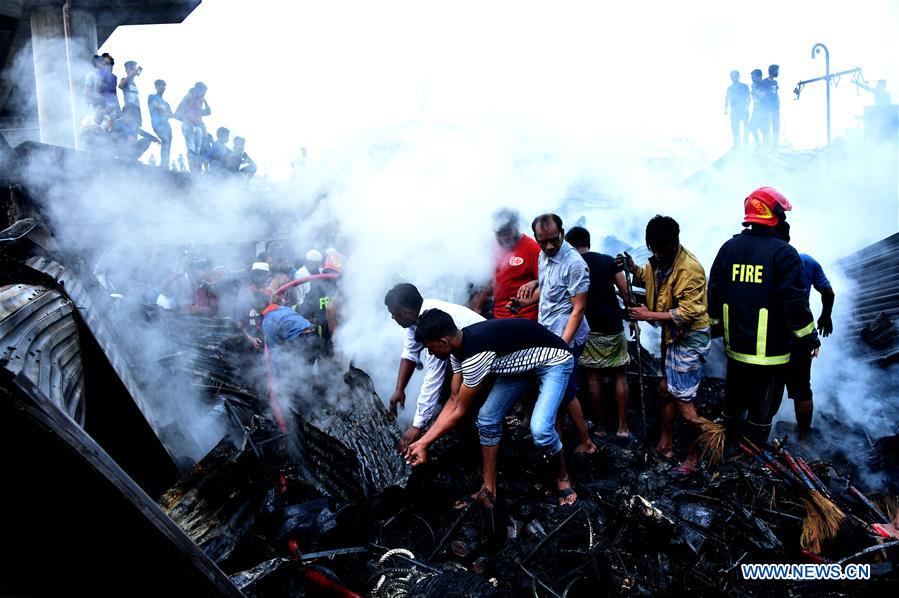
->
xmin=616 ymin=429 xmax=631 ymax=439
xmin=574 ymin=440 xmax=597 ymax=455
xmin=557 ymin=477 xmax=577 ymax=506
xmin=656 ymin=444 xmax=674 ymax=460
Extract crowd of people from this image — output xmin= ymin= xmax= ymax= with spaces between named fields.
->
xmin=126 ymin=242 xmax=345 ymax=368
xmin=80 ymin=53 xmax=256 ymax=178
xmin=725 ymin=64 xmax=782 ymax=148
xmin=110 ymin=185 xmax=834 ymax=511
xmin=388 ymin=187 xmax=833 ymax=510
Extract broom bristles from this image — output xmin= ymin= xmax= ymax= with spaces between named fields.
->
xmin=800 ymin=497 xmax=825 ymax=554
xmin=800 ymin=490 xmax=847 ymax=553
xmin=692 ymin=417 xmax=726 ymax=467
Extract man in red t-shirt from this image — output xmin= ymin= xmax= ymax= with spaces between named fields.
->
xmin=472 ymin=208 xmax=541 ymax=320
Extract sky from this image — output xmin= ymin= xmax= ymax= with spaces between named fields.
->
xmin=100 ymin=0 xmax=899 ymax=180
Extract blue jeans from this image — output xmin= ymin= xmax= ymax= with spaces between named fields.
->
xmin=476 ymin=358 xmax=573 ymax=456
xmin=562 ymin=342 xmax=584 ymax=406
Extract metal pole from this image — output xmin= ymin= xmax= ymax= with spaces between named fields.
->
xmin=812 ymin=43 xmax=831 ymax=146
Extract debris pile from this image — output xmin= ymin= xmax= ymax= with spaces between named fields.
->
xmin=156 ymin=357 xmax=898 ymax=596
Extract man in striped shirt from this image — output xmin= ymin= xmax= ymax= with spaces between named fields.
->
xmin=404 ymin=309 xmax=578 ymax=506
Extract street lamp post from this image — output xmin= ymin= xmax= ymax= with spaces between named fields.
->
xmin=812 ymin=43 xmax=831 ymax=146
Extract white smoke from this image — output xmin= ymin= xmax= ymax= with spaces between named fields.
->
xmin=2 ymin=0 xmax=896 ymax=463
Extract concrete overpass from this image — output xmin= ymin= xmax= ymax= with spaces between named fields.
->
xmin=0 ymin=0 xmax=201 ymax=147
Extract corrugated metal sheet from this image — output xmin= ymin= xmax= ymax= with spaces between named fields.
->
xmin=0 ymin=283 xmax=84 ymax=424
xmin=20 ymin=255 xmax=181 ymax=463
xmin=838 ymin=232 xmax=899 ymax=365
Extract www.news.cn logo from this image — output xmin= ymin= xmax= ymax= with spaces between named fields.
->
xmin=741 ymin=563 xmax=871 ymax=581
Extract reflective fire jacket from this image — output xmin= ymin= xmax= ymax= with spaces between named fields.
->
xmin=708 ymin=228 xmax=819 ymax=366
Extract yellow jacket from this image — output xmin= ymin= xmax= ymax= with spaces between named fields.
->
xmin=633 ymin=246 xmax=710 ymax=344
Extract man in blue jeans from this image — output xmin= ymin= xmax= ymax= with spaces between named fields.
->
xmin=404 ymin=309 xmax=578 ymax=506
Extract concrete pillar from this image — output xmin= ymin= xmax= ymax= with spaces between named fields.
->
xmin=30 ymin=5 xmax=97 ymax=148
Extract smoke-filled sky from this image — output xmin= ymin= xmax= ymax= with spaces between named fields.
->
xmin=100 ymin=0 xmax=899 ymax=179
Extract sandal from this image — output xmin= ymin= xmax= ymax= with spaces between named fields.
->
xmin=453 ymin=487 xmax=495 ymax=510
xmin=558 ymin=486 xmax=578 ymax=506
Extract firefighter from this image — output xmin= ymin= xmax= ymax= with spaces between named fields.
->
xmin=707 ymin=187 xmax=820 ymax=443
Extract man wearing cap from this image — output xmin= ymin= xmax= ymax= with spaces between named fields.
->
xmin=707 ymin=187 xmax=819 ymax=443
xmin=293 ymin=250 xmax=323 ymax=305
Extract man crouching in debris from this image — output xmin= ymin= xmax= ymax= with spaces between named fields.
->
xmin=405 ymin=309 xmax=578 ymax=506
xmin=259 ymin=292 xmax=320 ymax=371
xmin=620 ymin=216 xmax=711 ymax=468
xmin=384 ymin=283 xmax=484 ymax=452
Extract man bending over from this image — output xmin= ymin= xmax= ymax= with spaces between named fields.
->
xmin=405 ymin=309 xmax=577 ymax=506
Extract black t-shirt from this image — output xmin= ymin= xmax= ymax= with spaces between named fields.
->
xmin=581 ymin=252 xmax=624 ymax=335
xmin=450 ymin=318 xmax=571 ymax=388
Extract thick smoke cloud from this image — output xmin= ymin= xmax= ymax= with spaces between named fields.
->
xmin=2 ymin=0 xmax=896 ymax=464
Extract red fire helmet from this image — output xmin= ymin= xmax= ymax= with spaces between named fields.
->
xmin=323 ymin=252 xmax=345 ymax=273
xmin=743 ymin=187 xmax=792 ymax=227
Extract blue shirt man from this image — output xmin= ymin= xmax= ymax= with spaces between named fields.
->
xmin=787 ymin=253 xmax=835 ymax=438
xmin=262 ymin=305 xmax=314 ymax=346
xmin=799 ymin=254 xmax=832 ymax=298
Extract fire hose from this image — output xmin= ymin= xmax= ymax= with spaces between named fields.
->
xmin=273 ymin=273 xmax=339 ymax=297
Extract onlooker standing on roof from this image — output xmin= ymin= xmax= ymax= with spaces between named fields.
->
xmin=565 ymin=226 xmax=633 ymax=439
xmin=748 ymin=69 xmax=768 ymax=146
xmin=97 ymin=53 xmax=119 ymax=113
xmin=148 ymin=79 xmax=175 ymax=169
xmin=175 ymin=82 xmax=211 ymax=173
xmin=725 ymin=70 xmax=750 ymax=147
xmin=764 ymin=65 xmax=781 ymax=147
xmin=118 ymin=61 xmax=142 ymax=119
xmin=83 ymin=55 xmax=103 ymax=110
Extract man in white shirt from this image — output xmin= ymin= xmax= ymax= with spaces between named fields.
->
xmin=292 ymin=249 xmax=323 ymax=305
xmin=385 ymin=283 xmax=484 ymax=452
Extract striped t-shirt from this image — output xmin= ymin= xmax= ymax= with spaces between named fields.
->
xmin=449 ymin=319 xmax=572 ymax=388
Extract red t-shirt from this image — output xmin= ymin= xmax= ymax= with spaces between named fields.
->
xmin=493 ymin=234 xmax=540 ymax=320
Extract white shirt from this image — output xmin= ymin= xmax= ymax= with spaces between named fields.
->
xmin=401 ymin=298 xmax=484 ymax=428
xmin=292 ymin=266 xmax=314 ymax=305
